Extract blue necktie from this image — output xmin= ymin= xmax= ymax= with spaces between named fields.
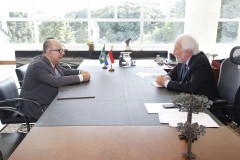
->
xmin=181 ymin=64 xmax=188 ymax=81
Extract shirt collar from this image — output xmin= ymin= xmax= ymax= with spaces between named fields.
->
xmin=50 ymin=62 xmax=55 ymax=68
xmin=185 ymin=55 xmax=192 ymax=66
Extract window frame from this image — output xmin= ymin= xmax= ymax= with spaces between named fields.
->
xmin=0 ymin=0 xmax=186 ymax=50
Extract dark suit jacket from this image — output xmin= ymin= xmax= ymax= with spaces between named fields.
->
xmin=167 ymin=52 xmax=220 ymax=100
xmin=20 ymin=55 xmax=81 ymax=119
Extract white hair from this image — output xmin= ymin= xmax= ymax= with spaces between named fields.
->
xmin=176 ymin=34 xmax=200 ymax=55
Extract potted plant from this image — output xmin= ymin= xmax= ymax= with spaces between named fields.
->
xmin=82 ymin=40 xmax=94 ymax=50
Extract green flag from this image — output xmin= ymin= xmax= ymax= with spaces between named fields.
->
xmin=99 ymin=47 xmax=107 ymax=64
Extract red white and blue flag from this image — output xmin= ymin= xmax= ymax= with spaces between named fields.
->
xmin=105 ymin=49 xmax=115 ymax=66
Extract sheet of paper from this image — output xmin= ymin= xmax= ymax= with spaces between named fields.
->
xmin=158 ymin=111 xmax=219 ymax=128
xmin=135 ymin=72 xmax=164 ymax=78
xmin=144 ymin=65 xmax=155 ymax=68
xmin=144 ymin=103 xmax=178 ymax=113
xmin=152 ymin=82 xmax=162 ymax=87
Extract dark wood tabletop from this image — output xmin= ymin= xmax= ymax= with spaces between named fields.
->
xmin=9 ymin=126 xmax=240 ymax=160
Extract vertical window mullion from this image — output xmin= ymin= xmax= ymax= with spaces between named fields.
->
xmin=238 ymin=21 xmax=240 ymax=43
xmin=140 ymin=0 xmax=144 ymax=45
xmin=88 ymin=0 xmax=91 ymax=40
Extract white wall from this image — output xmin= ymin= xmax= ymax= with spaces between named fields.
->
xmin=185 ymin=0 xmax=220 ymax=55
xmin=185 ymin=0 xmax=237 ymax=59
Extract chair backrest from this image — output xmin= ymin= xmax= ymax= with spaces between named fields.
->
xmin=15 ymin=63 xmax=29 ymax=87
xmin=218 ymin=46 xmax=240 ymax=106
xmin=0 ymin=77 xmax=19 ymax=119
xmin=0 ymin=133 xmax=26 ymax=160
xmin=59 ymin=62 xmax=71 ymax=69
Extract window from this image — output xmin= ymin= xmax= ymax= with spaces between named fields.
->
xmin=0 ymin=0 xmax=186 ymax=47
xmin=216 ymin=0 xmax=240 ymax=43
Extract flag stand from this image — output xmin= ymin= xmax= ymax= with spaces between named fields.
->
xmin=109 ymin=45 xmax=115 ymax=72
xmin=102 ymin=44 xmax=108 ymax=69
xmin=109 ymin=64 xmax=115 ymax=72
xmin=102 ymin=66 xmax=108 ymax=69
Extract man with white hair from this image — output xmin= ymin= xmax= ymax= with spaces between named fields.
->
xmin=156 ymin=34 xmax=220 ymax=100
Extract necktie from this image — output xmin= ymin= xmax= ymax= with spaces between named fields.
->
xmin=53 ymin=66 xmax=55 ymax=71
xmin=181 ymin=63 xmax=188 ymax=81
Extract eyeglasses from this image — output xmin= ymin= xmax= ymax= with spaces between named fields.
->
xmin=50 ymin=49 xmax=65 ymax=54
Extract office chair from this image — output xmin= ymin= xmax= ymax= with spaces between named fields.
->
xmin=15 ymin=62 xmax=72 ymax=88
xmin=59 ymin=62 xmax=72 ymax=69
xmin=15 ymin=63 xmax=29 ymax=87
xmin=0 ymin=107 xmax=29 ymax=160
xmin=211 ymin=46 xmax=240 ymax=125
xmin=0 ymin=76 xmax=44 ymax=131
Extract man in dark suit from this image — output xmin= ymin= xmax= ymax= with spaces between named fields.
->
xmin=20 ymin=39 xmax=91 ymax=119
xmin=156 ymin=34 xmax=220 ymax=100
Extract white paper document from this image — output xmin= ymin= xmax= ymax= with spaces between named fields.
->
xmin=145 ymin=103 xmax=178 ymax=113
xmin=151 ymin=82 xmax=163 ymax=88
xmin=158 ymin=110 xmax=219 ymax=128
xmin=144 ymin=103 xmax=219 ymax=128
xmin=135 ymin=72 xmax=164 ymax=78
xmin=144 ymin=65 xmax=156 ymax=68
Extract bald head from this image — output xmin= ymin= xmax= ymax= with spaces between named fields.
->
xmin=43 ymin=39 xmax=61 ymax=54
xmin=43 ymin=39 xmax=65 ymax=65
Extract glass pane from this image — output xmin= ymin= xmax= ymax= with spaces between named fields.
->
xmin=91 ymin=0 xmax=114 ymax=18
xmin=220 ymin=0 xmax=240 ymax=18
xmin=170 ymin=0 xmax=186 ymax=19
xmin=63 ymin=0 xmax=88 ymax=19
xmin=69 ymin=22 xmax=88 ymax=43
xmin=144 ymin=2 xmax=166 ymax=19
xmin=0 ymin=0 xmax=34 ymax=18
xmin=95 ymin=22 xmax=140 ymax=43
xmin=144 ymin=0 xmax=185 ymax=19
xmin=35 ymin=0 xmax=62 ymax=18
xmin=143 ymin=22 xmax=184 ymax=43
xmin=38 ymin=21 xmax=88 ymax=44
xmin=7 ymin=21 xmax=34 ymax=43
xmin=216 ymin=22 xmax=239 ymax=43
xmin=117 ymin=0 xmax=141 ymax=19
xmin=0 ymin=21 xmax=9 ymax=43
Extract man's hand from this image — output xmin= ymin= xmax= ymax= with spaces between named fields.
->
xmin=81 ymin=70 xmax=91 ymax=82
xmin=156 ymin=75 xmax=168 ymax=87
xmin=80 ymin=70 xmax=90 ymax=75
xmin=82 ymin=73 xmax=91 ymax=82
xmin=156 ymin=75 xmax=163 ymax=86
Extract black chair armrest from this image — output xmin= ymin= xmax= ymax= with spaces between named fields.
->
xmin=212 ymin=99 xmax=228 ymax=108
xmin=0 ymin=106 xmax=30 ymax=132
xmin=0 ymin=98 xmax=44 ymax=113
xmin=59 ymin=62 xmax=71 ymax=69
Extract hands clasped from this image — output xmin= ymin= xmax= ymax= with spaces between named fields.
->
xmin=156 ymin=75 xmax=168 ymax=87
xmin=81 ymin=70 xmax=91 ymax=82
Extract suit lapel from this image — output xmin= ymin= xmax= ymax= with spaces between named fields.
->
xmin=42 ymin=55 xmax=57 ymax=76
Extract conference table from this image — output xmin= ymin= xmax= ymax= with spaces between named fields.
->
xmin=9 ymin=60 xmax=240 ymax=160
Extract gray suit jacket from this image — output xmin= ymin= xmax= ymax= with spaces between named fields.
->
xmin=20 ymin=55 xmax=80 ymax=119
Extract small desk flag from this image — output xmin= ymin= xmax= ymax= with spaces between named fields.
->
xmin=99 ymin=47 xmax=107 ymax=64
xmin=105 ymin=50 xmax=114 ymax=66
xmin=108 ymin=49 xmax=115 ymax=64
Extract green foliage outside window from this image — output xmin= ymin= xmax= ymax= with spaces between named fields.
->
xmin=4 ymin=0 xmax=186 ymax=44
xmin=7 ymin=21 xmax=34 ymax=43
xmin=117 ymin=2 xmax=140 ymax=19
xmin=216 ymin=0 xmax=240 ymax=43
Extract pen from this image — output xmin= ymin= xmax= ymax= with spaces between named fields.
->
xmin=57 ymin=96 xmax=95 ymax=100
